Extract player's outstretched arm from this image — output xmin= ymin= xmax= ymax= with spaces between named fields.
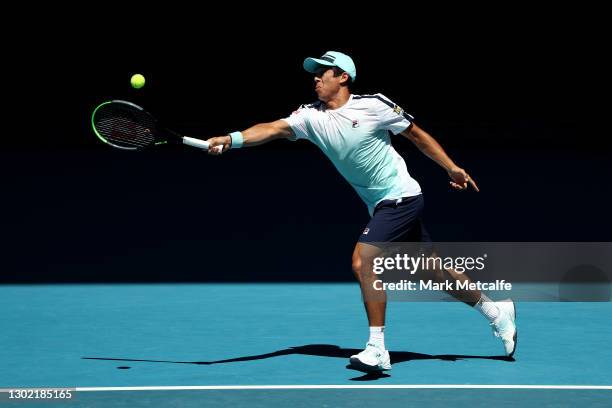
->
xmin=400 ymin=123 xmax=480 ymax=192
xmin=206 ymin=120 xmax=294 ymax=154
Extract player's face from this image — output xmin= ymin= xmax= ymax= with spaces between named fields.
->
xmin=314 ymin=67 xmax=341 ymax=102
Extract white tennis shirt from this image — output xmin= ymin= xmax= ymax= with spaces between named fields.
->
xmin=283 ymin=93 xmax=422 ymax=215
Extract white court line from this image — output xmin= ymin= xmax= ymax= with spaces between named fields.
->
xmin=68 ymin=385 xmax=612 ymax=391
xmin=2 ymin=385 xmax=611 ymax=392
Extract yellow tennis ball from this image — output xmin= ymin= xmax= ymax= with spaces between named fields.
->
xmin=130 ymin=74 xmax=145 ymax=89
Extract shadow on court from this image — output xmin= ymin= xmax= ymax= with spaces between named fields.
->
xmin=83 ymin=344 xmax=513 ymax=381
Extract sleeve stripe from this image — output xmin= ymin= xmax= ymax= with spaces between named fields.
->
xmin=354 ymin=94 xmax=415 ymax=122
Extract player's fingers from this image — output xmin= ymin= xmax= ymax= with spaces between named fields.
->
xmin=208 ymin=145 xmax=221 ymax=155
xmin=452 ymin=182 xmax=468 ymax=191
xmin=467 ymin=176 xmax=480 ymax=192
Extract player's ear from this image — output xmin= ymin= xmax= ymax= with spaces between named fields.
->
xmin=339 ymin=72 xmax=350 ymax=85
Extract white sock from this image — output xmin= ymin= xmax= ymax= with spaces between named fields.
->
xmin=474 ymin=294 xmax=500 ymax=323
xmin=368 ymin=326 xmax=385 ymax=349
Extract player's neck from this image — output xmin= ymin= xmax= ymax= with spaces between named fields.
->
xmin=324 ymin=89 xmax=351 ymax=110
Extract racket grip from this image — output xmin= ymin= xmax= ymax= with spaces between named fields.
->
xmin=182 ymin=136 xmax=210 ymax=149
xmin=182 ymin=137 xmax=223 ymax=153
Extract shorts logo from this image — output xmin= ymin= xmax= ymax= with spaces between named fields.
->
xmin=362 ymin=227 xmax=370 ymax=235
xmin=352 ymin=119 xmax=359 ymax=128
xmin=393 ymin=105 xmax=403 ymax=115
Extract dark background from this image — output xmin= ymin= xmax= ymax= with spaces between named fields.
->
xmin=3 ymin=7 xmax=610 ymax=282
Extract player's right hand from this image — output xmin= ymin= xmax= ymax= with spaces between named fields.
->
xmin=206 ymin=136 xmax=231 ymax=155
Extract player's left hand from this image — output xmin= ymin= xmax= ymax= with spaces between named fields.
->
xmin=448 ymin=166 xmax=480 ymax=192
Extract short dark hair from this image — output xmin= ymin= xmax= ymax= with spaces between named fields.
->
xmin=331 ymin=66 xmax=353 ymax=87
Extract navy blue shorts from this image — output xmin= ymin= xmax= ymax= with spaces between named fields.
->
xmin=358 ymin=194 xmax=431 ymax=243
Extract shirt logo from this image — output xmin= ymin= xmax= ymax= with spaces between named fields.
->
xmin=363 ymin=228 xmax=370 ymax=235
xmin=393 ymin=105 xmax=403 ymax=115
xmin=352 ymin=119 xmax=359 ymax=128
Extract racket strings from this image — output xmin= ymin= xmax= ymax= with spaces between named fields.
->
xmin=94 ymin=104 xmax=157 ymax=149
xmin=96 ymin=118 xmax=153 ymax=146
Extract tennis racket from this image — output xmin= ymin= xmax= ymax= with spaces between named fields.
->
xmin=91 ymin=100 xmax=222 ymax=152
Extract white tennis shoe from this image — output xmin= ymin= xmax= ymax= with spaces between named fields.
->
xmin=349 ymin=343 xmax=392 ymax=371
xmin=491 ymin=299 xmax=517 ymax=357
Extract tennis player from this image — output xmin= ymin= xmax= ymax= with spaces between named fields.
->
xmin=206 ymin=51 xmax=517 ymax=371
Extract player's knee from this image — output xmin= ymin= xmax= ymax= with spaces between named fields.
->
xmin=351 ymin=255 xmax=362 ymax=280
xmin=354 ymin=255 xmax=379 ymax=283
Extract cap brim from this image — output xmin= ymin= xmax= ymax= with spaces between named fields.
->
xmin=303 ymin=57 xmax=336 ymax=73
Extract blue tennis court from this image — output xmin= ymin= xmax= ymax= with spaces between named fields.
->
xmin=1 ymin=284 xmax=611 ymax=406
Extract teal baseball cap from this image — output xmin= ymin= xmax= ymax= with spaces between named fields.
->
xmin=303 ymin=51 xmax=357 ymax=81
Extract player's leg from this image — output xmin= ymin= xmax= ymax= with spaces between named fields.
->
xmin=349 ymin=241 xmax=391 ymax=371
xmin=352 ymin=242 xmax=386 ymax=326
xmin=400 ymin=196 xmax=518 ymax=357
xmin=428 ymin=257 xmax=481 ymax=305
xmin=426 ymin=255 xmax=517 ymax=357
xmin=348 ymin=196 xmax=426 ymax=372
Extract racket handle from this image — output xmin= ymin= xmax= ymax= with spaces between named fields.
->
xmin=182 ymin=136 xmax=209 ymax=149
xmin=182 ymin=137 xmax=223 ymax=153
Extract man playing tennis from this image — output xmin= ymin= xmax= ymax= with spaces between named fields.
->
xmin=206 ymin=51 xmax=517 ymax=371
